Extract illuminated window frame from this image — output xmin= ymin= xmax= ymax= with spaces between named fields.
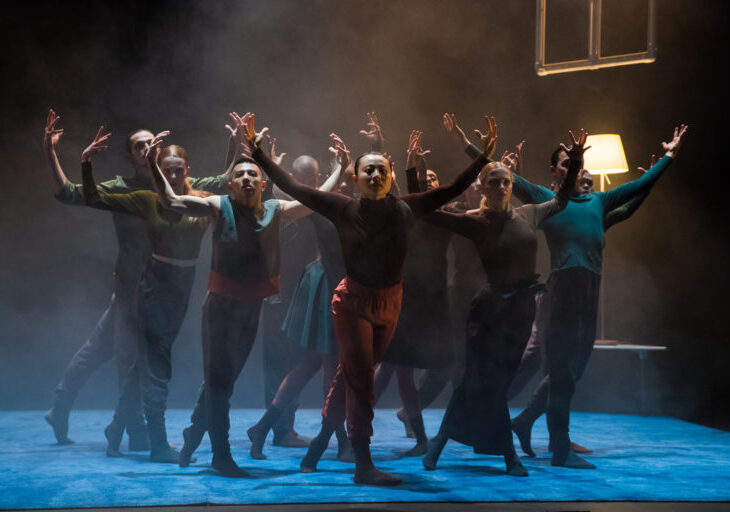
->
xmin=535 ymin=0 xmax=656 ymax=76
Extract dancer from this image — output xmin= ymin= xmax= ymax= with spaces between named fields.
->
xmin=453 ymin=122 xmax=688 ymax=468
xmin=248 ymin=147 xmax=355 ymax=461
xmin=242 ymin=112 xmax=495 ymax=485
xmin=421 ymin=129 xmax=583 ymax=476
xmin=507 ymin=156 xmax=659 ymax=457
xmin=160 ymin=133 xmax=345 ymax=477
xmin=249 ymin=112 xmax=385 ymax=461
xmin=81 ymin=131 xmax=217 ymax=462
xmin=42 ymin=110 xmax=231 ymax=447
xmin=373 ymin=131 xmax=455 ymax=457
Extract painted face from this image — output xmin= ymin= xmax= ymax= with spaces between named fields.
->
xmin=353 ymin=154 xmax=392 ymax=200
xmin=127 ymin=130 xmax=154 ymax=168
xmin=425 ymin=170 xmax=440 ymax=191
xmin=159 ymin=155 xmax=189 ymax=195
xmin=577 ymin=169 xmax=594 ymax=195
xmin=480 ymin=165 xmax=513 ymax=211
xmin=550 ymin=149 xmax=570 ymax=188
xmin=228 ymin=162 xmax=266 ymax=207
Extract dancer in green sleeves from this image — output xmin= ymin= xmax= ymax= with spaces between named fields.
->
xmin=81 ymin=130 xmax=215 ymax=462
xmin=43 ymin=110 xmax=233 ymax=449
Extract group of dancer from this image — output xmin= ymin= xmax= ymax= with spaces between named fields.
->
xmin=42 ymin=107 xmax=687 ymax=485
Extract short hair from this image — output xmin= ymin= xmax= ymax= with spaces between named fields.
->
xmin=353 ymin=151 xmax=391 ymax=173
xmin=230 ymin=156 xmax=262 ymax=177
xmin=550 ymin=145 xmax=566 ymax=167
xmin=125 ymin=129 xmax=153 ymax=153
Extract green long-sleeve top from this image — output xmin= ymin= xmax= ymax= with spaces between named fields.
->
xmin=55 ymin=166 xmax=229 ymax=286
xmin=466 ymin=144 xmax=672 ymax=275
xmin=81 ymin=162 xmax=210 ymax=260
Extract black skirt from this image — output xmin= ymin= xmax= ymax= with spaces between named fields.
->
xmin=441 ymin=283 xmax=537 ymax=455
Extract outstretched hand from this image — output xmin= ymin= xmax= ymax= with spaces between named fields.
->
xmin=225 ymin=112 xmax=253 ymax=157
xmin=560 ymin=129 xmax=590 ymax=164
xmin=442 ymin=113 xmax=470 ymax=149
xmin=406 ymin=130 xmax=431 ymax=170
xmin=328 ymin=133 xmax=351 ymax=170
xmin=224 ymin=112 xmax=244 ymax=140
xmin=661 ymin=124 xmax=688 ymax=158
xmin=44 ymin=109 xmax=64 ymax=149
xmin=143 ymin=130 xmax=171 ymax=163
xmin=266 ymin=134 xmax=286 ymax=166
xmin=474 ymin=115 xmax=498 ymax=158
xmin=359 ymin=111 xmax=384 ymax=150
xmin=241 ymin=113 xmax=269 ymax=153
xmin=637 ymin=154 xmax=658 ymax=174
xmin=500 ymin=140 xmax=525 ymax=175
xmin=81 ymin=126 xmax=112 ymax=163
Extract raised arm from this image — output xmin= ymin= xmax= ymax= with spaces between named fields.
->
xmin=242 ymin=113 xmax=348 ymax=220
xmin=603 ymin=155 xmax=656 ymax=230
xmin=600 ymin=124 xmax=688 ymax=212
xmin=181 ymin=113 xmax=242 ymax=195
xmin=403 ymin=116 xmax=497 ymax=218
xmin=80 ymin=128 xmax=148 ymax=215
xmin=405 ymin=130 xmax=432 ymax=193
xmin=43 ymin=109 xmax=71 ymax=197
xmin=359 ymin=111 xmax=385 ymax=152
xmin=278 ymin=134 xmax=349 ymax=220
xmin=532 ymin=129 xmax=586 ymax=226
xmin=145 ymin=134 xmax=221 ymax=218
xmin=422 ymin=209 xmax=485 ymax=240
xmin=224 ymin=111 xmax=247 ymax=170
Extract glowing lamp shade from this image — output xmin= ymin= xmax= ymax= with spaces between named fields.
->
xmin=583 ymin=134 xmax=629 ymax=175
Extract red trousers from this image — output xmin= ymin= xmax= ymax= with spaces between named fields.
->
xmin=322 ymin=277 xmax=402 ymax=441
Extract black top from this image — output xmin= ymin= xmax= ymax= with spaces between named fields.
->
xmin=211 ymin=197 xmax=281 ymax=287
xmin=402 ymin=168 xmax=452 ymax=295
xmin=425 ymin=157 xmax=580 ymax=288
xmin=308 ymin=213 xmax=346 ymax=287
xmin=252 ymin=147 xmax=488 ymax=288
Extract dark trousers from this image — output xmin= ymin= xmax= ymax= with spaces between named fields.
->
xmin=189 ymin=292 xmax=262 ymax=456
xmin=545 ymin=267 xmax=600 ymax=458
xmin=322 ymin=278 xmax=402 ymax=441
xmin=116 ymin=260 xmax=195 ymax=446
xmin=415 ymin=285 xmax=473 ymax=408
xmin=262 ymin=299 xmax=298 ymax=437
xmin=54 ymin=281 xmax=143 ymax=423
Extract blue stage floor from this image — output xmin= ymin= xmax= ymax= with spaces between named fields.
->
xmin=2 ymin=408 xmax=729 ymax=509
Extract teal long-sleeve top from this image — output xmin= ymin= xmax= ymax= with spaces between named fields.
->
xmin=465 ymin=144 xmax=673 ymax=275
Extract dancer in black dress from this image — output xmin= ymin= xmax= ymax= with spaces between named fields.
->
xmin=422 ymin=128 xmax=584 ymax=476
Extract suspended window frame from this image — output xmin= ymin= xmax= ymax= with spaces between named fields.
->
xmin=535 ymin=0 xmax=656 ymax=76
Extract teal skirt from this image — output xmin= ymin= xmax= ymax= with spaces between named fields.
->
xmin=281 ymin=259 xmax=337 ymax=354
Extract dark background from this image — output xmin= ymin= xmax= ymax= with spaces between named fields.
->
xmin=0 ymin=0 xmax=727 ymax=427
